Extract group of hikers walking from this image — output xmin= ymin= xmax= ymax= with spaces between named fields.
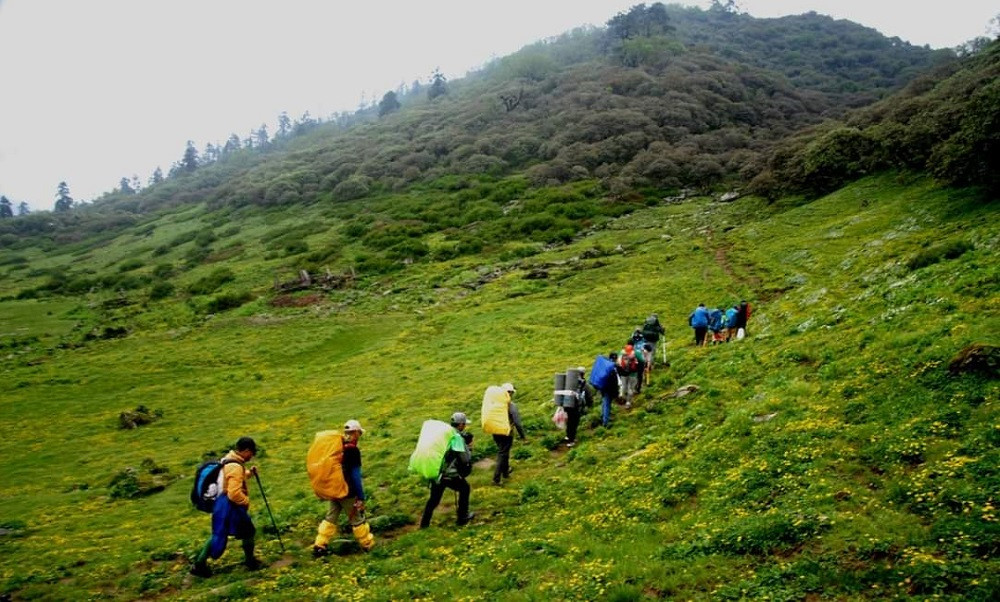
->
xmin=189 ymin=384 xmax=526 ymax=575
xmin=554 ymin=313 xmax=666 ymax=439
xmin=688 ymin=300 xmax=752 ymax=346
xmin=188 ymin=307 xmax=749 ymax=577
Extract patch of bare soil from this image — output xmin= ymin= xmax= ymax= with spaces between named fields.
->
xmin=270 ymin=293 xmax=325 ymax=308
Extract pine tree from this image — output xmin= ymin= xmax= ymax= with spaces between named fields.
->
xmin=428 ymin=68 xmax=448 ymax=100
xmin=54 ymin=181 xmax=74 ymax=212
xmin=277 ymin=112 xmax=291 ymax=138
xmin=0 ymin=195 xmax=13 ymax=218
xmin=17 ymin=201 xmax=30 ymax=216
xmin=378 ymin=90 xmax=401 ymax=117
xmin=181 ymin=141 xmax=199 ymax=172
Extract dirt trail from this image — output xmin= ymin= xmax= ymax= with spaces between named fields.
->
xmin=705 ymin=228 xmax=761 ymax=293
xmin=704 ymin=229 xmax=790 ymax=303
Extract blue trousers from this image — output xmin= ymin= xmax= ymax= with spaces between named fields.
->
xmin=601 ymin=392 xmax=613 ymax=426
xmin=208 ymin=496 xmax=255 ymax=559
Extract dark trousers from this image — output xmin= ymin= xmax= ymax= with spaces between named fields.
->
xmin=694 ymin=326 xmax=708 ymax=345
xmin=565 ymin=405 xmax=581 ymax=442
xmin=493 ymin=434 xmax=513 ymax=483
xmin=420 ymin=478 xmax=470 ymax=527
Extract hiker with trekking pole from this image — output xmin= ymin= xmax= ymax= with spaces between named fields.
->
xmin=190 ymin=437 xmax=266 ymax=577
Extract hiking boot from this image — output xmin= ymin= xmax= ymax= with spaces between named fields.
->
xmin=189 ymin=562 xmax=212 ymax=578
xmin=492 ymin=478 xmax=501 ymax=486
xmin=243 ymin=557 xmax=265 ymax=571
xmin=458 ymin=512 xmax=476 ymax=526
xmin=312 ymin=545 xmax=328 ymax=558
xmin=504 ymin=469 xmax=513 ymax=478
xmin=566 ymin=441 xmax=576 ymax=448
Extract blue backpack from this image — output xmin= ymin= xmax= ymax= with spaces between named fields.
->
xmin=708 ymin=309 xmax=723 ymax=331
xmin=190 ymin=458 xmax=238 ymax=513
xmin=588 ymin=355 xmax=617 ymax=390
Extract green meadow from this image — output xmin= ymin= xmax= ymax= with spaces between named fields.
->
xmin=1 ymin=174 xmax=998 ymax=600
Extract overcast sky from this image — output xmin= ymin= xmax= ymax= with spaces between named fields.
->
xmin=0 ymin=0 xmax=996 ymax=211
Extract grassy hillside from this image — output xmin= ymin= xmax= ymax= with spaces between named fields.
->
xmin=1 ymin=173 xmax=996 ymax=600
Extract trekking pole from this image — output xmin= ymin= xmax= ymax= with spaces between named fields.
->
xmin=252 ymin=472 xmax=286 ymax=553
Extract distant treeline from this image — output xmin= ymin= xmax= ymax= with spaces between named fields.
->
xmin=751 ymin=39 xmax=1000 ymax=198
xmin=0 ymin=2 xmax=979 ymax=249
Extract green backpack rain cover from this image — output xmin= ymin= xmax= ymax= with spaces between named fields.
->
xmin=408 ymin=420 xmax=454 ymax=480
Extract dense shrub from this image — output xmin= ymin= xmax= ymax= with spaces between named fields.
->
xmin=204 ymin=291 xmax=252 ymax=313
xmin=333 ymin=176 xmax=372 ymax=201
xmin=148 ymin=280 xmax=175 ymax=300
xmin=187 ymin=267 xmax=235 ymax=295
xmin=117 ymin=258 xmax=144 ymax=272
xmin=907 ymin=240 xmax=973 ymax=270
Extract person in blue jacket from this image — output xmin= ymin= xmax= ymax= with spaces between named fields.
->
xmin=725 ymin=305 xmax=739 ymax=341
xmin=707 ymin=306 xmax=724 ymax=345
xmin=688 ymin=303 xmax=710 ymax=346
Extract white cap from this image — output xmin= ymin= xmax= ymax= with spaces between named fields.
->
xmin=343 ymin=419 xmax=365 ymax=434
xmin=501 ymin=382 xmax=516 ymax=393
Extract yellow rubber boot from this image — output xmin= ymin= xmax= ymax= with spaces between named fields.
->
xmin=314 ymin=520 xmax=337 ymax=549
xmin=352 ymin=522 xmax=375 ymax=551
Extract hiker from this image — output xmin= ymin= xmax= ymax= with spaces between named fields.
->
xmin=736 ymin=300 xmax=752 ymax=337
xmin=488 ymin=383 xmax=525 ymax=486
xmin=420 ymin=412 xmax=474 ymax=528
xmin=688 ymin=303 xmax=710 ymax=346
xmin=641 ymin=314 xmax=666 ymax=366
xmin=708 ymin=306 xmax=725 ymax=345
xmin=561 ymin=366 xmax=593 ymax=447
xmin=573 ymin=366 xmax=595 ymax=413
xmin=725 ymin=305 xmax=739 ymax=341
xmin=190 ymin=437 xmax=264 ymax=577
xmin=311 ymin=420 xmax=374 ymax=557
xmin=627 ymin=330 xmax=648 ymax=394
xmin=589 ymin=351 xmax=620 ymax=427
xmin=616 ymin=345 xmax=641 ymax=408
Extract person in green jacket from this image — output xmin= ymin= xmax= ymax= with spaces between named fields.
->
xmin=420 ymin=413 xmax=474 ymax=528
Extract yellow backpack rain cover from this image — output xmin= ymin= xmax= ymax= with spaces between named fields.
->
xmin=307 ymin=430 xmax=348 ymax=500
xmin=481 ymin=386 xmax=511 ymax=435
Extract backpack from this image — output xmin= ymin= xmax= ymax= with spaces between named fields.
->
xmin=307 ymin=431 xmax=349 ymax=500
xmin=588 ymin=355 xmax=617 ymax=390
xmin=190 ymin=458 xmax=238 ymax=513
xmin=408 ymin=420 xmax=456 ymax=480
xmin=481 ymin=386 xmax=511 ymax=436
xmin=708 ymin=309 xmax=723 ymax=331
xmin=619 ymin=353 xmax=639 ymax=374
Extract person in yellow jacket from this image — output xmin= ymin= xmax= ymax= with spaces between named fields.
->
xmin=312 ymin=420 xmax=375 ymax=556
xmin=190 ymin=437 xmax=263 ymax=577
